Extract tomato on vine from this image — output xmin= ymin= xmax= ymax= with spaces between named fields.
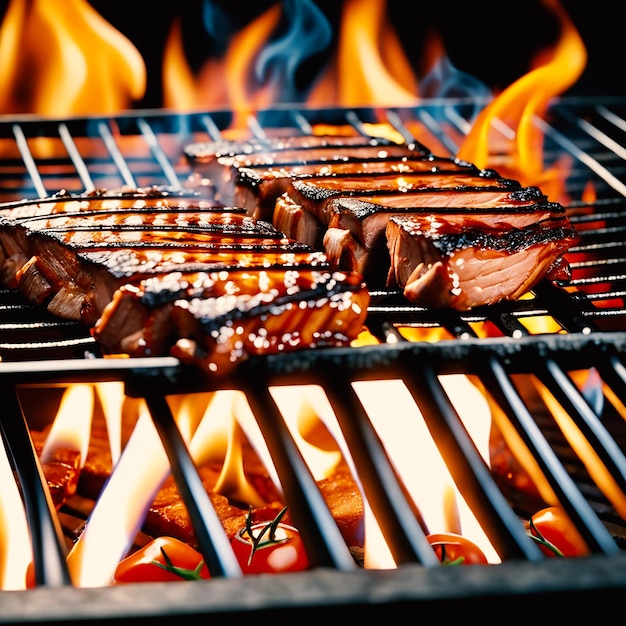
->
xmin=426 ymin=532 xmax=489 ymax=566
xmin=230 ymin=506 xmax=309 ymax=575
xmin=114 ymin=536 xmax=211 ymax=583
xmin=526 ymin=506 xmax=589 ymax=557
xmin=113 ymin=506 xmax=308 ymax=583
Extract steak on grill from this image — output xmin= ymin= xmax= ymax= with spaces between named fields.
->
xmin=0 ymin=187 xmax=369 ymax=375
xmin=185 ymin=134 xmax=430 ymax=219
xmin=276 ymin=184 xmax=578 ymax=299
xmin=186 ymin=133 xmax=580 ymax=310
xmin=210 ymin=156 xmax=493 ymax=220
xmin=386 ymin=214 xmax=578 ymax=309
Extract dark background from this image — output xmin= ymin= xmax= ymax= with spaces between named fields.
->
xmin=1 ymin=0 xmax=622 ymax=110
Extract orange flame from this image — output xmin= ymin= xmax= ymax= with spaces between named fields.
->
xmin=533 ymin=375 xmax=626 ymax=520
xmin=354 ymin=377 xmax=500 ymax=564
xmin=0 ymin=0 xmax=586 ymax=182
xmin=164 ymin=2 xmax=283 ymax=121
xmin=38 ymin=384 xmax=93 ymax=501
xmin=307 ymin=0 xmax=418 ymax=107
xmin=163 ymin=0 xmax=419 ymax=115
xmin=0 ymin=442 xmax=31 ymax=590
xmin=0 ymin=0 xmax=146 ymax=116
xmin=457 ymin=0 xmax=587 ymax=183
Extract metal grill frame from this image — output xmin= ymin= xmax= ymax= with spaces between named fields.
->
xmin=2 ymin=97 xmax=626 ymax=619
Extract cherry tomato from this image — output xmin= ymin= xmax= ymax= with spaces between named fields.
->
xmin=526 ymin=506 xmax=589 ymax=557
xmin=231 ymin=507 xmax=309 ymax=575
xmin=427 ymin=532 xmax=489 ymax=566
xmin=114 ymin=536 xmax=211 ymax=583
xmin=25 ymin=561 xmax=35 ymax=589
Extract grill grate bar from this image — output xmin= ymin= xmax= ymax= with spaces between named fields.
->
xmin=532 ymin=282 xmax=596 ymax=334
xmin=421 ymin=108 xmax=463 ymax=155
xmin=142 ymin=390 xmax=244 ymax=578
xmin=321 ymin=370 xmax=439 ymax=566
xmin=402 ymin=363 xmax=543 ymax=562
xmin=2 ymin=99 xmax=626 ymax=610
xmin=563 ymin=108 xmax=626 ymax=163
xmin=597 ymin=350 xmax=626 ymax=393
xmin=135 ymin=118 xmax=181 ymax=188
xmin=384 ymin=109 xmax=421 ymax=145
xmin=199 ymin=113 xmax=223 ymax=140
xmin=538 ymin=361 xmax=626 ymax=494
xmin=0 ymin=381 xmax=70 ymax=587
xmin=12 ymin=123 xmax=47 ymax=198
xmin=479 ymin=357 xmax=621 ymax=554
xmin=541 ymin=110 xmax=626 ymax=197
xmin=596 ymin=104 xmax=626 ymax=133
xmin=96 ymin=120 xmax=137 ymax=188
xmin=394 ymin=308 xmax=626 ymax=552
xmin=58 ymin=123 xmax=95 ymax=191
xmin=241 ymin=376 xmax=359 ymax=572
xmin=290 ymin=110 xmax=314 ymax=134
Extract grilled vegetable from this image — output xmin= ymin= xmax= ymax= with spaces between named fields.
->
xmin=230 ymin=506 xmax=309 ymax=575
xmin=526 ymin=506 xmax=590 ymax=557
xmin=427 ymin=532 xmax=489 ymax=566
xmin=113 ymin=536 xmax=211 ymax=583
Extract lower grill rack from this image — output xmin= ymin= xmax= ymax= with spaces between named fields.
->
xmin=2 ymin=325 xmax=626 ymax=620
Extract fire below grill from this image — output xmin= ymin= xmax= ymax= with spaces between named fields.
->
xmin=2 ymin=98 xmax=626 ymax=620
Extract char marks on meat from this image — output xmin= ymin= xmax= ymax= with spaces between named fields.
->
xmin=230 ymin=155 xmax=476 ymax=219
xmin=0 ymin=186 xmax=369 ymax=374
xmin=186 ymin=133 xmax=580 ymax=310
xmin=385 ymin=214 xmax=579 ymax=310
xmin=185 ymin=133 xmax=434 ymax=219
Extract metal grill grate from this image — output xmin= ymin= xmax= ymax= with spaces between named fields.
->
xmin=2 ymin=98 xmax=626 ymax=620
xmin=2 ymin=99 xmax=626 ymax=355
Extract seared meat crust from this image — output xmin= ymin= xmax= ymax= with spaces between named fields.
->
xmin=0 ymin=187 xmax=369 ymax=374
xmin=386 ymin=215 xmax=579 ymax=309
xmin=188 ymin=132 xmax=579 ymax=310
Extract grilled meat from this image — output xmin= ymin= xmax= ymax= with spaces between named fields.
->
xmin=30 ymin=430 xmax=81 ymax=509
xmin=33 ymin=414 xmax=365 ymax=553
xmin=285 ymin=178 xmax=543 ymax=226
xmin=186 ymin=132 xmax=579 ymax=310
xmin=224 ymin=155 xmax=487 ymax=219
xmin=141 ymin=467 xmax=283 ymax=546
xmin=290 ymin=170 xmax=520 ymax=196
xmin=386 ymin=214 xmax=579 ymax=309
xmin=275 ymin=184 xmax=577 ymax=297
xmin=0 ymin=187 xmax=369 ymax=374
xmin=142 ymin=468 xmax=363 ymax=550
xmin=45 ymin=397 xmax=366 ymax=552
xmin=93 ymin=267 xmax=368 ymax=374
xmin=185 ymin=134 xmax=431 ymax=218
xmin=183 ymin=132 xmax=396 ymax=163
